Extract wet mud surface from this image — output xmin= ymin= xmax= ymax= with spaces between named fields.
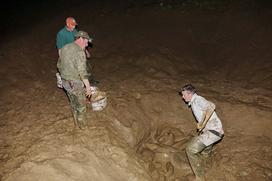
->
xmin=1 ymin=1 xmax=272 ymax=181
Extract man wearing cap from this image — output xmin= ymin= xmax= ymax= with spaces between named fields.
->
xmin=55 ymin=17 xmax=78 ymax=88
xmin=56 ymin=17 xmax=99 ymax=88
xmin=57 ymin=31 xmax=93 ymax=129
xmin=56 ymin=17 xmax=78 ymax=55
xmin=180 ymin=84 xmax=224 ymax=181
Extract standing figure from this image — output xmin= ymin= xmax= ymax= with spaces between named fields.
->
xmin=55 ymin=17 xmax=98 ymax=88
xmin=56 ymin=17 xmax=78 ymax=56
xmin=180 ymin=84 xmax=224 ymax=181
xmin=57 ymin=31 xmax=93 ymax=129
xmin=56 ymin=17 xmax=78 ymax=88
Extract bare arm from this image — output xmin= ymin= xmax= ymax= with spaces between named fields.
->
xmin=82 ymin=79 xmax=92 ymax=97
xmin=85 ymin=49 xmax=90 ymax=59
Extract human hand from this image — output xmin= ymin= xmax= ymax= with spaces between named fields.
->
xmin=86 ymin=87 xmax=92 ymax=98
xmin=85 ymin=49 xmax=91 ymax=59
xmin=197 ymin=123 xmax=204 ymax=132
xmin=86 ymin=86 xmax=98 ymax=98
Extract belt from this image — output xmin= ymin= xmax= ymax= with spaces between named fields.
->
xmin=208 ymin=130 xmax=224 ymax=138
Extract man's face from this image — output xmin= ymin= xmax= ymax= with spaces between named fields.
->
xmin=82 ymin=38 xmax=89 ymax=47
xmin=66 ymin=17 xmax=77 ymax=31
xmin=66 ymin=23 xmax=76 ymax=31
xmin=181 ymin=90 xmax=193 ymax=103
xmin=77 ymin=37 xmax=89 ymax=49
xmin=75 ymin=37 xmax=89 ymax=49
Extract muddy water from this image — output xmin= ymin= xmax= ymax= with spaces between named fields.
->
xmin=1 ymin=3 xmax=272 ymax=181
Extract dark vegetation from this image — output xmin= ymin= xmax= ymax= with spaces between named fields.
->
xmin=1 ymin=0 xmax=271 ymax=30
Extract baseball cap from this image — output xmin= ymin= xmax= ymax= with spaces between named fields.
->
xmin=75 ymin=31 xmax=92 ymax=42
xmin=66 ymin=17 xmax=77 ymax=26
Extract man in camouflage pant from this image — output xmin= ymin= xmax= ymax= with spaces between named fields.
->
xmin=57 ymin=31 xmax=93 ymax=129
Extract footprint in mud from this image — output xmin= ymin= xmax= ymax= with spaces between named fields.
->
xmin=63 ymin=150 xmax=87 ymax=162
xmin=113 ymin=94 xmax=130 ymax=108
xmin=150 ymin=161 xmax=175 ymax=180
xmin=141 ymin=148 xmax=155 ymax=162
xmin=139 ymin=126 xmax=192 ymax=180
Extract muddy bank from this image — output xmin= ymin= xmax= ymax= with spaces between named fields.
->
xmin=1 ymin=2 xmax=272 ymax=181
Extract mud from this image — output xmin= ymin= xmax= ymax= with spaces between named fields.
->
xmin=0 ymin=1 xmax=272 ymax=181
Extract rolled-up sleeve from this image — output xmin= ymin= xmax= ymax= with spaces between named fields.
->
xmin=195 ymin=97 xmax=215 ymax=112
xmin=192 ymin=96 xmax=215 ymax=122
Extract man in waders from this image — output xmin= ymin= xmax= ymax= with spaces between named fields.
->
xmin=180 ymin=84 xmax=224 ymax=181
xmin=57 ymin=31 xmax=93 ymax=129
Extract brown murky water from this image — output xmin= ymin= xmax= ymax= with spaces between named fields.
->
xmin=0 ymin=2 xmax=272 ymax=181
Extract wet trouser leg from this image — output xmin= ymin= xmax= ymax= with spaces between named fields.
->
xmin=186 ymin=136 xmax=206 ymax=177
xmin=63 ymin=80 xmax=87 ymax=129
xmin=66 ymin=90 xmax=86 ymax=129
xmin=201 ymin=144 xmax=213 ymax=171
xmin=201 ymin=145 xmax=213 ymax=158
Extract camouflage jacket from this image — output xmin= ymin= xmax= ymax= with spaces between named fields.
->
xmin=57 ymin=42 xmax=90 ymax=81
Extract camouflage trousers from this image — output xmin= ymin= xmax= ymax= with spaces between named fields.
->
xmin=186 ymin=135 xmax=214 ymax=178
xmin=62 ymin=79 xmax=87 ymax=129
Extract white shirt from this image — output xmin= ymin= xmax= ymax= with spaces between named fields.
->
xmin=189 ymin=93 xmax=224 ymax=135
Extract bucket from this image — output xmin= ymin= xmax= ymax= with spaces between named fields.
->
xmin=91 ymin=96 xmax=107 ymax=111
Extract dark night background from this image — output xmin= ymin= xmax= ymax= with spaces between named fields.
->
xmin=0 ymin=0 xmax=272 ymax=181
xmin=1 ymin=0 xmax=272 ymax=33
